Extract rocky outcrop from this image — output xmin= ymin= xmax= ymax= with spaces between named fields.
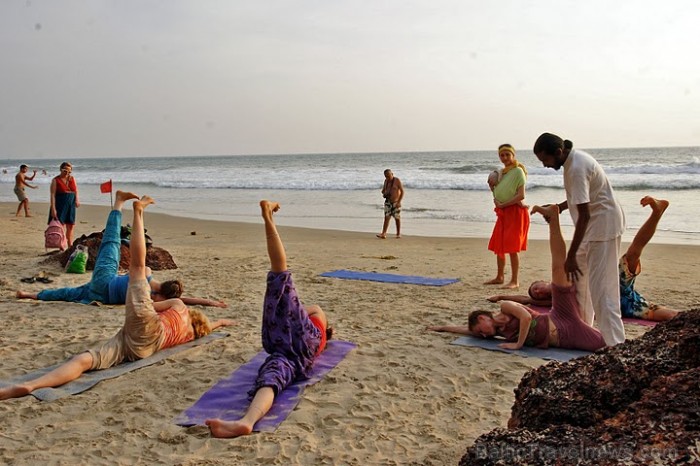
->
xmin=43 ymin=231 xmax=177 ymax=271
xmin=460 ymin=309 xmax=700 ymax=465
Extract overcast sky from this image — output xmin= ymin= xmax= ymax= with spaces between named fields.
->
xmin=1 ymin=1 xmax=698 ymax=159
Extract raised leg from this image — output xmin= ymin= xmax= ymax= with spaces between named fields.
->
xmin=532 ymin=204 xmax=569 ymax=287
xmin=625 ymin=197 xmax=669 ymax=272
xmin=260 ymin=201 xmax=286 ymax=273
xmin=130 ymin=196 xmax=155 ymax=281
xmin=90 ymin=191 xmax=139 ymax=296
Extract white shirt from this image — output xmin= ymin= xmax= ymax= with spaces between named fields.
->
xmin=563 ymin=149 xmax=625 ymax=241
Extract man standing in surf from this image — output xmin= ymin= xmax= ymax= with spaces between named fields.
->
xmin=377 ymin=169 xmax=404 ymax=239
xmin=533 ymin=133 xmax=626 ymax=346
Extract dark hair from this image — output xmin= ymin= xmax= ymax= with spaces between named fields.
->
xmin=60 ymin=162 xmax=72 ymax=170
xmin=326 ymin=326 xmax=334 ymax=341
xmin=533 ymin=133 xmax=574 ymax=156
xmin=384 ymin=168 xmax=392 ymax=176
xmin=20 ymin=164 xmax=28 ymax=170
xmin=467 ymin=309 xmax=493 ymax=331
xmin=160 ymin=279 xmax=184 ymax=299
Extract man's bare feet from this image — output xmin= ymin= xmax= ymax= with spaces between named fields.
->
xmin=260 ymin=200 xmax=281 ymax=219
xmin=484 ymin=277 xmax=504 ymax=285
xmin=16 ymin=290 xmax=37 ymax=299
xmin=376 ymin=234 xmax=386 ymax=239
xmin=114 ymin=190 xmax=139 ymax=205
xmin=640 ymin=196 xmax=669 ymax=216
xmin=205 ymin=418 xmax=254 ymax=438
xmin=395 ymin=235 xmax=401 ymax=239
xmin=501 ymin=282 xmax=519 ymax=289
xmin=0 ymin=383 xmax=32 ymax=401
xmin=133 ymin=195 xmax=155 ymax=211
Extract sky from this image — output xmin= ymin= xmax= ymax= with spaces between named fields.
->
xmin=1 ymin=0 xmax=699 ymax=159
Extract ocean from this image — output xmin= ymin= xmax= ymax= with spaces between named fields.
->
xmin=2 ymin=147 xmax=700 ymax=245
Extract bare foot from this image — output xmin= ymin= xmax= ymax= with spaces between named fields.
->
xmin=133 ymin=195 xmax=155 ymax=211
xmin=501 ymin=282 xmax=519 ymax=289
xmin=484 ymin=277 xmax=504 ymax=285
xmin=376 ymin=234 xmax=386 ymax=239
xmin=205 ymin=418 xmax=254 ymax=438
xmin=260 ymin=200 xmax=281 ymax=219
xmin=531 ymin=204 xmax=559 ymax=218
xmin=640 ymin=196 xmax=669 ymax=216
xmin=395 ymin=235 xmax=401 ymax=239
xmin=114 ymin=190 xmax=139 ymax=211
xmin=25 ymin=214 xmax=32 ymax=217
xmin=16 ymin=290 xmax=37 ymax=299
xmin=0 ymin=383 xmax=32 ymax=401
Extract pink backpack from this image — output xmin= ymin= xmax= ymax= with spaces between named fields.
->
xmin=45 ymin=219 xmax=68 ymax=251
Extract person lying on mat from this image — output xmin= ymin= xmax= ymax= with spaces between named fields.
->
xmin=205 ymin=200 xmax=334 ymax=438
xmin=486 ymin=197 xmax=679 ymax=323
xmin=16 ymin=192 xmax=227 ymax=308
xmin=428 ymin=204 xmax=607 ymax=352
xmin=0 ymin=193 xmax=235 ymax=401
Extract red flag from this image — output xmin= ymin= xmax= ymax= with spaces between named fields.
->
xmin=100 ymin=180 xmax=112 ymax=193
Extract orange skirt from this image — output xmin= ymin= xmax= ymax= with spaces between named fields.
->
xmin=488 ymin=205 xmax=530 ymax=255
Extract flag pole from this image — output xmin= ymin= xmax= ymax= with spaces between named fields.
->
xmin=110 ymin=179 xmax=113 ymax=209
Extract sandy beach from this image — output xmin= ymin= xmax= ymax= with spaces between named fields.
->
xmin=1 ymin=201 xmax=698 ymax=465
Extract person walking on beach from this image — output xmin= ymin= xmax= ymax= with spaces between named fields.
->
xmin=49 ymin=162 xmax=80 ymax=248
xmin=484 ymin=144 xmax=530 ymax=289
xmin=14 ymin=164 xmax=38 ymax=217
xmin=487 ymin=196 xmax=679 ymax=322
xmin=428 ymin=204 xmax=607 ymax=352
xmin=377 ymin=169 xmax=404 ymax=239
xmin=17 ymin=190 xmax=227 ymax=308
xmin=0 ymin=192 xmax=235 ymax=402
xmin=205 ymin=200 xmax=333 ymax=438
xmin=533 ymin=133 xmax=626 ymax=346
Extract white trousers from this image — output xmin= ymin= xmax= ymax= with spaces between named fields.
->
xmin=575 ymin=236 xmax=625 ymax=346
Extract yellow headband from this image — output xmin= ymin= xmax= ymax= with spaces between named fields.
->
xmin=498 ymin=146 xmax=516 ymax=157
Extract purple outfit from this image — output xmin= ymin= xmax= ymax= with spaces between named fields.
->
xmin=550 ymin=283 xmax=607 ymax=351
xmin=501 ymin=309 xmax=551 ymax=349
xmin=250 ymin=271 xmax=322 ymax=397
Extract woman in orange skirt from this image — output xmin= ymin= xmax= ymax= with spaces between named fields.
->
xmin=485 ymin=144 xmax=530 ymax=289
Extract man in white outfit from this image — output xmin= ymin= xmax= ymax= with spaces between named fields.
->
xmin=533 ymin=133 xmax=626 ymax=346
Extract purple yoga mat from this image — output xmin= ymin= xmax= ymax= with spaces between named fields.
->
xmin=174 ymin=340 xmax=356 ymax=432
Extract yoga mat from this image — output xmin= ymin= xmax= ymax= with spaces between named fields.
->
xmin=529 ymin=305 xmax=658 ymax=327
xmin=320 ymin=269 xmax=459 ymax=286
xmin=174 ymin=340 xmax=357 ymax=431
xmin=451 ymin=336 xmax=591 ymax=362
xmin=0 ymin=332 xmax=229 ymax=402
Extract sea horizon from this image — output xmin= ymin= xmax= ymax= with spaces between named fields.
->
xmin=3 ymin=147 xmax=699 ymax=245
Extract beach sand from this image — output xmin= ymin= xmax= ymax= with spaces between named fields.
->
xmin=1 ymin=202 xmax=698 ymax=465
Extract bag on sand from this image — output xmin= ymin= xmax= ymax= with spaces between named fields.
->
xmin=45 ymin=219 xmax=68 ymax=251
xmin=65 ymin=244 xmax=88 ymax=274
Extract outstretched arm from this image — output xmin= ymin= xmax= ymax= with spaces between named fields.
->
xmin=210 ymin=319 xmax=236 ymax=330
xmin=180 ymin=296 xmax=228 ymax=308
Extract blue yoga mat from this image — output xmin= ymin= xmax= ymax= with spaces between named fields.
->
xmin=320 ymin=269 xmax=459 ymax=286
xmin=174 ymin=340 xmax=357 ymax=432
xmin=451 ymin=336 xmax=591 ymax=362
xmin=0 ymin=332 xmax=229 ymax=402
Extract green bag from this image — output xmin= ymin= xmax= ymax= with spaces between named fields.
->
xmin=65 ymin=245 xmax=89 ymax=274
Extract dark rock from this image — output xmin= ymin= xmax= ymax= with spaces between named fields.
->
xmin=42 ymin=231 xmax=177 ymax=271
xmin=460 ymin=309 xmax=700 ymax=465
